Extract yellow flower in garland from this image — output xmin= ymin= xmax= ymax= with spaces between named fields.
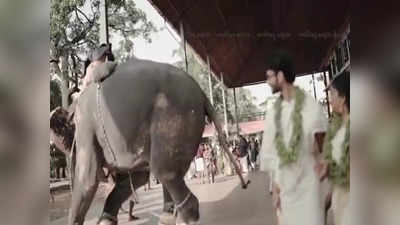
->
xmin=274 ymin=86 xmax=306 ymax=167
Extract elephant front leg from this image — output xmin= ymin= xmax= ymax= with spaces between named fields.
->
xmin=68 ymin=138 xmax=100 ymax=225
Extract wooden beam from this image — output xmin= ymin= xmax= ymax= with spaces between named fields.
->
xmin=233 ymin=88 xmax=239 ymax=135
xmin=99 ymin=0 xmax=109 ymax=45
xmin=323 ymin=71 xmax=332 ymax=118
xmin=221 ymin=73 xmax=229 ymax=137
xmin=215 ymin=1 xmax=246 ymax=65
xmin=180 ymin=21 xmax=188 ymax=73
xmin=207 ymin=56 xmax=214 ymax=106
xmin=312 ymin=73 xmax=317 ymax=100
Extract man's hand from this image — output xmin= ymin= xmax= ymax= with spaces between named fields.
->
xmin=313 ymin=132 xmax=328 ymax=181
xmin=272 ymin=191 xmax=281 ymax=210
xmin=315 ymin=160 xmax=329 ymax=181
xmin=271 ymin=182 xmax=281 ymax=210
xmin=314 ymin=132 xmax=326 ymax=154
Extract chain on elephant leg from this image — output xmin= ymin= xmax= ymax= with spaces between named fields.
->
xmin=175 ymin=192 xmax=200 ymax=225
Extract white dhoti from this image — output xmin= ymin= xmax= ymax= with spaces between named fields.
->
xmin=186 ymin=161 xmax=196 ymax=179
xmin=279 ymin=169 xmax=324 ymax=225
xmin=259 ymin=92 xmax=328 ymax=225
xmin=223 ymin=152 xmax=233 ymax=175
xmin=240 ymin=156 xmax=249 ymax=173
xmin=195 ymin=158 xmax=204 ymax=172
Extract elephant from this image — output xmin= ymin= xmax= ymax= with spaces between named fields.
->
xmin=50 ymin=106 xmax=151 ymax=222
xmin=50 ymin=58 xmax=248 ymax=225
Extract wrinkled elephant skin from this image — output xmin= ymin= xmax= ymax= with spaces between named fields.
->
xmin=50 ymin=58 xmax=247 ymax=225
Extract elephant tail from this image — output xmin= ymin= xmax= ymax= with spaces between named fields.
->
xmin=69 ymin=134 xmax=77 ymax=190
xmin=203 ymin=94 xmax=250 ymax=189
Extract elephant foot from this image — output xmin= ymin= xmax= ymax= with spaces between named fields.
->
xmin=97 ymin=212 xmax=118 ymax=225
xmin=175 ymin=220 xmax=200 ymax=225
xmin=158 ymin=212 xmax=176 ymax=225
xmin=176 ymin=212 xmax=200 ymax=225
xmin=97 ymin=219 xmax=117 ymax=225
xmin=128 ymin=215 xmax=140 ymax=221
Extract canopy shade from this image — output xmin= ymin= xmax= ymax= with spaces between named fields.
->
xmin=147 ymin=0 xmax=350 ymax=87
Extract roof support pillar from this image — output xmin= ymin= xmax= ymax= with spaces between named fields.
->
xmin=312 ymin=73 xmax=317 ymax=100
xmin=99 ymin=0 xmax=109 ymax=45
xmin=233 ymin=88 xmax=239 ymax=136
xmin=207 ymin=56 xmax=214 ymax=106
xmin=221 ymin=73 xmax=228 ymax=137
xmin=180 ymin=21 xmax=188 ymax=73
xmin=329 ymin=61 xmax=334 ymax=80
xmin=323 ymin=71 xmax=332 ymax=118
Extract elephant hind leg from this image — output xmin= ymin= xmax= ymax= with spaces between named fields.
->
xmin=157 ymin=173 xmax=200 ymax=225
xmin=150 ymin=144 xmax=200 ymax=225
xmin=150 ymin=104 xmax=204 ymax=225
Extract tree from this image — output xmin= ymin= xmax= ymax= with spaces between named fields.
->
xmin=260 ymin=96 xmax=278 ymax=110
xmin=172 ymin=47 xmax=260 ymax=124
xmin=50 ymin=79 xmax=62 ymax=111
xmin=50 ymin=0 xmax=156 ymax=108
xmin=227 ymin=88 xmax=261 ymax=122
xmin=172 ymin=47 xmax=234 ymax=122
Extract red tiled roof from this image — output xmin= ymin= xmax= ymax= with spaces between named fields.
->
xmin=202 ymin=124 xmax=217 ymax=138
xmin=202 ymin=120 xmax=265 ymax=137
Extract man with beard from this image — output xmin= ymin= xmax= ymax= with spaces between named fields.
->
xmin=259 ymin=50 xmax=328 ymax=225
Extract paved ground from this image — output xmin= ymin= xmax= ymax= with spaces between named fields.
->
xmin=50 ymin=171 xmax=333 ymax=225
xmin=50 ymin=180 xmax=70 ymax=191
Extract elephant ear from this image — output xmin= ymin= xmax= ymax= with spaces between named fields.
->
xmin=50 ymin=106 xmax=75 ymax=154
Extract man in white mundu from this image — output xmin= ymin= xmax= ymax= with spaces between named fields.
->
xmin=259 ymin=51 xmax=328 ymax=225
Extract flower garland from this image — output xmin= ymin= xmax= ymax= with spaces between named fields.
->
xmin=274 ymin=86 xmax=306 ymax=167
xmin=323 ymin=113 xmax=350 ymax=189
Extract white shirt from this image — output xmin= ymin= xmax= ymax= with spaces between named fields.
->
xmin=259 ymin=90 xmax=328 ymax=225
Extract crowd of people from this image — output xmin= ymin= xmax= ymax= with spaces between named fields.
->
xmin=185 ymin=134 xmax=262 ymax=185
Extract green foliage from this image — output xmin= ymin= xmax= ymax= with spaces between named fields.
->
xmin=323 ymin=114 xmax=350 ymax=189
xmin=50 ymin=79 xmax=62 ymax=111
xmin=50 ymin=0 xmax=156 ymax=89
xmin=274 ymin=87 xmax=305 ymax=166
xmin=173 ymin=47 xmax=260 ymax=124
xmin=173 ymin=48 xmax=233 ymax=121
xmin=227 ymin=88 xmax=260 ymax=122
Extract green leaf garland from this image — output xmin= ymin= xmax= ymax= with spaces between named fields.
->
xmin=323 ymin=114 xmax=350 ymax=189
xmin=274 ymin=87 xmax=306 ymax=167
